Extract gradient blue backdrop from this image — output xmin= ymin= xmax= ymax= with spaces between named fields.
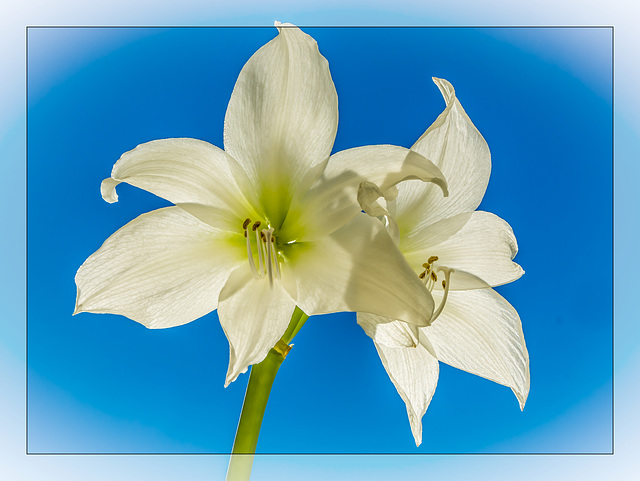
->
xmin=26 ymin=26 xmax=612 ymax=454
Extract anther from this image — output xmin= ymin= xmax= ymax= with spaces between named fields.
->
xmin=260 ymin=231 xmax=266 ymax=242
xmin=242 ymin=218 xmax=251 ymax=229
xmin=430 ymin=271 xmax=437 ymax=282
xmin=422 ymin=263 xmax=430 ymax=268
xmin=442 ymin=279 xmax=447 ymax=289
xmin=419 ymin=271 xmax=426 ymax=279
xmin=428 ymin=255 xmax=439 ymax=263
xmin=252 ymin=221 xmax=261 ymax=231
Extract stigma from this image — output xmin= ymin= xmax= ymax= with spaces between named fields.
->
xmin=243 ymin=218 xmax=281 ymax=287
xmin=419 ymin=255 xmax=452 ymax=324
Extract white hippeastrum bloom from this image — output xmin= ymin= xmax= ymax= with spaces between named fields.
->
xmin=357 ymin=78 xmax=529 ymax=446
xmin=74 ymin=23 xmax=449 ymax=386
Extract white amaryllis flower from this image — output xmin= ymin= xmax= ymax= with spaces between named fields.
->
xmin=357 ymin=78 xmax=529 ymax=446
xmin=74 ymin=23 xmax=449 ymax=386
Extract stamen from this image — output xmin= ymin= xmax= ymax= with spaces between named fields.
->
xmin=419 ymin=271 xmax=426 ymax=279
xmin=260 ymin=233 xmax=268 ymax=275
xmin=245 ymin=225 xmax=259 ymax=278
xmin=428 ymin=255 xmax=439 ymax=263
xmin=430 ymin=271 xmax=437 ymax=282
xmin=255 ymin=228 xmax=264 ymax=276
xmin=242 ymin=218 xmax=251 ymax=229
xmin=430 ymin=267 xmax=452 ymax=323
xmin=422 ymin=263 xmax=430 ymax=268
xmin=252 ymin=221 xmax=261 ymax=231
xmin=263 ymin=228 xmax=275 ymax=287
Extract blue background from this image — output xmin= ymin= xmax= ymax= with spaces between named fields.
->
xmin=26 ymin=27 xmax=612 ymax=455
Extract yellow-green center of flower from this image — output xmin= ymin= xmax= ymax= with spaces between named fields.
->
xmin=418 ymin=255 xmax=452 ymax=323
xmin=243 ymin=217 xmax=282 ymax=286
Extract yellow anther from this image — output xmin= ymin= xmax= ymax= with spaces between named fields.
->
xmin=428 ymin=255 xmax=439 ymax=264
xmin=442 ymin=279 xmax=447 ymax=289
xmin=430 ymin=271 xmax=437 ymax=282
xmin=242 ymin=218 xmax=251 ymax=229
xmin=419 ymin=271 xmax=426 ymax=279
xmin=422 ymin=263 xmax=430 ymax=268
xmin=252 ymin=221 xmax=261 ymax=231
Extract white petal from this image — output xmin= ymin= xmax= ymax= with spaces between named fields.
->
xmin=74 ymin=207 xmax=244 ymax=328
xmin=374 ymin=340 xmax=439 ymax=446
xmin=286 ymin=213 xmax=434 ymax=326
xmin=223 ymin=24 xmax=338 ymax=227
xmin=358 ymin=314 xmax=420 ymax=348
xmin=426 ymin=288 xmax=530 ymax=409
xmin=281 ymin=145 xmax=447 ymax=242
xmin=403 ymin=211 xmax=524 ymax=288
xmin=101 ymin=138 xmax=254 ymax=231
xmin=395 ymin=78 xmax=491 ymax=228
xmin=217 ymin=266 xmax=297 ymax=386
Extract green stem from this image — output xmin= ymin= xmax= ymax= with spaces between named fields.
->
xmin=225 ymin=306 xmax=308 ymax=481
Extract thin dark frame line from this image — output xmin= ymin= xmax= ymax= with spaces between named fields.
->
xmin=24 ymin=24 xmax=615 ymax=457
xmin=28 ymin=451 xmax=614 ymax=456
xmin=25 ymin=24 xmax=29 ymax=457
xmin=25 ymin=25 xmax=614 ymax=29
xmin=611 ymin=25 xmax=615 ymax=456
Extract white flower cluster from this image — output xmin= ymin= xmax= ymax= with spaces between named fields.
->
xmin=75 ymin=23 xmax=528 ymax=446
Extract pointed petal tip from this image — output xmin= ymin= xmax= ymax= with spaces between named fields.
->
xmin=408 ymin=412 xmax=424 ymax=447
xmin=224 ymin=362 xmax=248 ymax=388
xmin=73 ymin=288 xmax=83 ymax=315
xmin=511 ymin=382 xmax=529 ymax=411
xmin=517 ymin=395 xmax=527 ymax=411
xmin=224 ymin=373 xmax=235 ymax=388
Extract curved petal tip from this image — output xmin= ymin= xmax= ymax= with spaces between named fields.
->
xmin=431 ymin=77 xmax=456 ymax=104
xmin=100 ymin=177 xmax=120 ymax=203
